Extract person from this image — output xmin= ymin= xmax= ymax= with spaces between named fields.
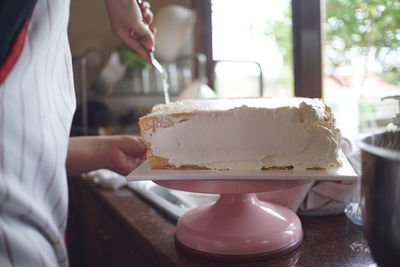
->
xmin=0 ymin=0 xmax=154 ymax=266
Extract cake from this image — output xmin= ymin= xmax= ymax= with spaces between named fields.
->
xmin=139 ymin=98 xmax=341 ymax=170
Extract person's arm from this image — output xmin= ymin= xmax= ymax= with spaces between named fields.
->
xmin=66 ymin=135 xmax=146 ymax=176
xmin=105 ymin=0 xmax=155 ymax=64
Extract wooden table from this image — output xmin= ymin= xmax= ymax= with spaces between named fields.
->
xmin=67 ymin=177 xmax=376 ymax=267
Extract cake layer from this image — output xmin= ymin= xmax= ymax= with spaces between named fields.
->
xmin=139 ymin=98 xmax=341 ymax=170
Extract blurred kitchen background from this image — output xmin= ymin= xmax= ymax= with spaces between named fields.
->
xmin=68 ymin=0 xmax=400 ymax=139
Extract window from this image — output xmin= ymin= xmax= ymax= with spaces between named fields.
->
xmin=211 ymin=0 xmax=293 ymax=98
xmin=323 ymin=0 xmax=400 ymax=136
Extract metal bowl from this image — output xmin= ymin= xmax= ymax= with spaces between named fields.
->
xmin=360 ymin=131 xmax=400 ymax=267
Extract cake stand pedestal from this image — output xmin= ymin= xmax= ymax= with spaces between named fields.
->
xmin=155 ymin=180 xmax=309 ymax=261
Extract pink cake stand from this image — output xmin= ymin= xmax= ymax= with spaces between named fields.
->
xmin=154 ymin=179 xmax=310 ymax=261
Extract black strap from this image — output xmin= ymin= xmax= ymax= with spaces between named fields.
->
xmin=0 ymin=0 xmax=37 ymax=66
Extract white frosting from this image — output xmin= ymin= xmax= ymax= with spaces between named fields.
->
xmin=142 ymin=98 xmax=341 ymax=170
xmin=150 ymin=97 xmax=325 ymax=114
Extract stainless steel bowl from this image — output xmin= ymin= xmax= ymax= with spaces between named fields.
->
xmin=360 ymin=131 xmax=400 ymax=267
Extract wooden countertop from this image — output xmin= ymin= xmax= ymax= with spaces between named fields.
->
xmin=67 ymin=177 xmax=376 ymax=267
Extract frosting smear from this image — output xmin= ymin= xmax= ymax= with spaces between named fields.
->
xmin=140 ymin=98 xmax=341 ymax=170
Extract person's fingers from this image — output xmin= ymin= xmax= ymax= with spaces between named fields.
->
xmin=105 ymin=0 xmax=155 ymax=63
xmin=140 ymin=1 xmax=150 ymax=9
xmin=110 ymin=150 xmax=144 ymax=175
xmin=142 ymin=8 xmax=153 ymax=25
xmin=140 ymin=153 xmax=147 ymax=160
xmin=119 ymin=136 xmax=147 ymax=156
xmin=138 ymin=34 xmax=155 ymax=53
xmin=108 ymin=135 xmax=148 ymax=174
xmin=128 ymin=22 xmax=155 ymax=53
xmin=140 ymin=2 xmax=153 ymax=25
xmin=119 ymin=31 xmax=152 ymax=64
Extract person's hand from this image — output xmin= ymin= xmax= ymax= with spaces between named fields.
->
xmin=105 ymin=0 xmax=155 ymax=64
xmin=106 ymin=135 xmax=147 ymax=175
xmin=66 ymin=135 xmax=147 ymax=176
xmin=139 ymin=1 xmax=154 ymax=25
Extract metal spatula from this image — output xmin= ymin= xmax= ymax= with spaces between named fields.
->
xmin=150 ymin=52 xmax=170 ymax=103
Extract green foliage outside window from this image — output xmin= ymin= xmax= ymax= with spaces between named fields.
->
xmin=326 ymin=0 xmax=400 ymax=84
xmin=267 ymin=0 xmax=400 ymax=85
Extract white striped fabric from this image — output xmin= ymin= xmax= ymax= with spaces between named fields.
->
xmin=0 ymin=0 xmax=75 ymax=266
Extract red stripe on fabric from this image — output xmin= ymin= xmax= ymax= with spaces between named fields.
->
xmin=59 ymin=215 xmax=67 ymax=231
xmin=0 ymin=16 xmax=32 ymax=85
xmin=52 ymin=12 xmax=70 ymax=134
xmin=41 ymin=0 xmax=58 ymax=196
xmin=56 ymin=43 xmax=73 ymax=115
xmin=55 ymin=75 xmax=69 ymax=135
xmin=31 ymin=0 xmax=51 ymax=198
xmin=23 ymin=229 xmax=47 ymax=267
xmin=19 ymin=206 xmax=48 ymax=236
xmin=19 ymin=206 xmax=47 ymax=267
xmin=18 ymin=32 xmax=33 ymax=184
xmin=46 ymin=0 xmax=52 ymax=34
xmin=0 ymin=82 xmax=11 ymax=212
xmin=0 ymin=219 xmax=16 ymax=267
xmin=32 ymin=67 xmax=45 ymax=198
xmin=44 ymin=0 xmax=68 ymax=196
xmin=58 ymin=73 xmax=73 ymax=118
xmin=64 ymin=50 xmax=75 ymax=105
xmin=42 ymin=81 xmax=59 ymax=197
xmin=51 ymin=193 xmax=63 ymax=216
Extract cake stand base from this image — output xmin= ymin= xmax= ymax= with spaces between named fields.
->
xmin=175 ymin=193 xmax=303 ymax=261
